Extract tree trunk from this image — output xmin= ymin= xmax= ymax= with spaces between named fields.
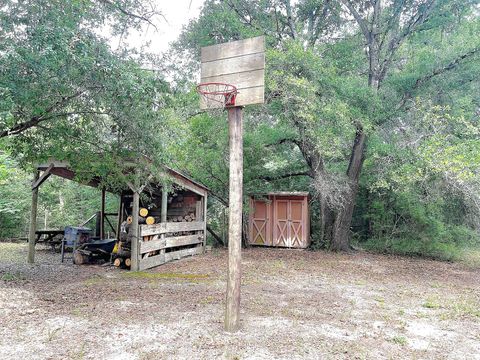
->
xmin=330 ymin=125 xmax=366 ymax=251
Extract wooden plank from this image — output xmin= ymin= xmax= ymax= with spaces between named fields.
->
xmin=235 ymin=86 xmax=264 ymax=107
xmin=140 ymin=221 xmax=205 ymax=236
xmin=201 ymin=69 xmax=264 ymax=90
xmin=140 ymin=234 xmax=203 ymax=254
xmin=140 ymin=236 xmax=164 ymax=254
xmin=36 ymin=160 xmax=69 ymax=170
xmin=168 ymin=171 xmax=207 ymax=197
xmin=139 ymin=253 xmax=165 ymax=270
xmin=201 ymin=36 xmax=264 ymax=62
xmin=32 ymin=163 xmax=54 ymax=190
xmin=164 ymin=245 xmax=203 ymax=262
xmin=201 ymin=53 xmax=265 ymax=78
xmin=166 ymin=234 xmax=203 ymax=248
xmin=200 ymin=86 xmax=264 ymax=109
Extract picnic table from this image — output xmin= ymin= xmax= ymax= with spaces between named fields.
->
xmin=34 ymin=229 xmax=64 ymax=248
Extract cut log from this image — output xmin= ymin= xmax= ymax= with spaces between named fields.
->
xmin=125 ymin=258 xmax=131 ymax=267
xmin=139 ymin=208 xmax=149 ymax=217
xmin=146 ymin=216 xmax=155 ymax=225
xmin=73 ymin=251 xmax=86 ymax=265
xmin=113 ymin=258 xmax=123 ymax=267
xmin=127 ymin=215 xmax=146 ymax=224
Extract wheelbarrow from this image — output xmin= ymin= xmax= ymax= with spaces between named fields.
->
xmin=72 ymin=238 xmax=116 ymax=265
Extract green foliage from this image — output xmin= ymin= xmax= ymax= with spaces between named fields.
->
xmin=0 ymin=0 xmax=171 ymax=189
xmin=1 ymin=0 xmax=479 ymax=264
xmin=170 ymin=0 xmax=480 ymax=259
xmin=0 ymin=150 xmax=117 ymax=239
xmin=358 ymin=103 xmax=480 ymax=261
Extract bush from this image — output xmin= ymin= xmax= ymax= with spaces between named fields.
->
xmin=355 ymin=187 xmax=480 ymax=262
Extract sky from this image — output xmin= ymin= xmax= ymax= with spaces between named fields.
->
xmin=127 ymin=0 xmax=205 ymax=54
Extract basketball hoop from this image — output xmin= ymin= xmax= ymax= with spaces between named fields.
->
xmin=197 ymin=82 xmax=238 ymax=109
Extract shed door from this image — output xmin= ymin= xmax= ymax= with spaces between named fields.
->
xmin=273 ymin=200 xmax=289 ymax=247
xmin=289 ymin=200 xmax=305 ymax=248
xmin=273 ymin=198 xmax=307 ymax=248
xmin=250 ymin=200 xmax=271 ymax=246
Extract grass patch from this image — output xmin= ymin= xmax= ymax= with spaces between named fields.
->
xmin=422 ymin=297 xmax=441 ymax=309
xmin=391 ymin=336 xmax=407 ymax=346
xmin=1 ymin=271 xmax=26 ymax=282
xmin=47 ymin=327 xmax=61 ymax=342
xmin=441 ymin=297 xmax=480 ymax=320
xmin=271 ymin=260 xmax=286 ymax=269
xmin=83 ymin=276 xmax=105 ymax=286
xmin=122 ymin=271 xmax=209 ymax=280
xmin=459 ymin=249 xmax=480 ymax=268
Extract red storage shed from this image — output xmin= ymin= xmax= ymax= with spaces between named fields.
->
xmin=248 ymin=192 xmax=310 ymax=248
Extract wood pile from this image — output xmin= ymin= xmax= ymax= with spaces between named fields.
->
xmin=113 ymin=192 xmax=203 ymax=270
xmin=169 ymin=213 xmax=196 ymax=222
xmin=126 ymin=208 xmax=157 ymax=225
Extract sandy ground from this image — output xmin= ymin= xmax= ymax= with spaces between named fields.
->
xmin=0 ymin=242 xmax=479 ymax=360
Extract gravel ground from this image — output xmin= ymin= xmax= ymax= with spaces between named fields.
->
xmin=0 ymin=242 xmax=479 ymax=360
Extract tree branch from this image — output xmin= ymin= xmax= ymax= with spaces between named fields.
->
xmin=266 ymin=138 xmax=301 ymax=148
xmin=378 ymin=0 xmax=436 ymax=84
xmin=283 ymin=0 xmax=298 ymax=40
xmin=95 ymin=0 xmax=162 ymax=31
xmin=339 ymin=0 xmax=370 ymax=40
xmin=398 ymin=47 xmax=480 ymax=109
xmin=0 ymin=90 xmax=87 ymax=138
xmin=258 ymin=170 xmax=312 ymax=182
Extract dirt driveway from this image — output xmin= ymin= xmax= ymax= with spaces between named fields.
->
xmin=0 ymin=243 xmax=479 ymax=359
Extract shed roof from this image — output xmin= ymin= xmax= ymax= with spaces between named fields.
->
xmin=267 ymin=191 xmax=309 ymax=197
xmin=250 ymin=191 xmax=309 ymax=197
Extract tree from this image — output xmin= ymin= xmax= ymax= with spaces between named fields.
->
xmin=171 ymin=0 xmax=480 ymax=251
xmin=0 ymin=0 xmax=171 ymax=187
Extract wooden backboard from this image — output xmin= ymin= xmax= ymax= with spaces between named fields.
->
xmin=200 ymin=36 xmax=265 ymax=109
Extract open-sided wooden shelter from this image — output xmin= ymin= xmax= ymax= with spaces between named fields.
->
xmin=29 ymin=160 xmax=208 ymax=271
xmin=248 ymin=192 xmax=310 ymax=249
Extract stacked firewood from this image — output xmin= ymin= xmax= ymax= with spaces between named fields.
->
xmin=169 ymin=213 xmax=196 ymax=222
xmin=126 ymin=208 xmax=156 ymax=225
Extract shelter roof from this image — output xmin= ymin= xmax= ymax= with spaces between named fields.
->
xmin=36 ymin=160 xmax=208 ymax=197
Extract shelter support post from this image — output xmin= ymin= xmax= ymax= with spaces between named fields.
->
xmin=161 ymin=190 xmax=168 ymax=223
xmin=28 ymin=171 xmax=40 ymax=264
xmin=130 ymin=191 xmax=140 ymax=271
xmin=100 ymin=188 xmax=106 ymax=239
xmin=225 ymin=107 xmax=243 ymax=332
xmin=160 ymin=189 xmax=168 ymax=255
xmin=116 ymin=195 xmax=123 ymax=240
xmin=203 ymin=193 xmax=208 ymax=250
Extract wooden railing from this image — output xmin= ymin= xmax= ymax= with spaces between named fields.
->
xmin=138 ymin=221 xmax=205 ymax=270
